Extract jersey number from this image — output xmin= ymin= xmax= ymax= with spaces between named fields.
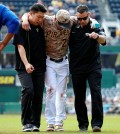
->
xmin=62 ymin=39 xmax=67 ymax=47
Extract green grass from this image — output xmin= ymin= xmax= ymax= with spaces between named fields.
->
xmin=0 ymin=114 xmax=120 ymax=134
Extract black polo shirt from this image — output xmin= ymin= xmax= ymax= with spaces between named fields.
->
xmin=69 ymin=20 xmax=106 ymax=74
xmin=13 ymin=23 xmax=46 ymax=72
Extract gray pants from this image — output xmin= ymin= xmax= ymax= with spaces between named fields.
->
xmin=17 ymin=70 xmax=45 ymax=127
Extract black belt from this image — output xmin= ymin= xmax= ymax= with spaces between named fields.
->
xmin=50 ymin=56 xmax=67 ymax=63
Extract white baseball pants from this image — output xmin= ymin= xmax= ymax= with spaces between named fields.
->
xmin=45 ymin=56 xmax=69 ymax=126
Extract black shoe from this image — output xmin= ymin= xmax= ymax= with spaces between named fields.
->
xmin=22 ymin=124 xmax=32 ymax=132
xmin=32 ymin=126 xmax=39 ymax=132
xmin=93 ymin=126 xmax=101 ymax=132
xmin=80 ymin=127 xmax=87 ymax=132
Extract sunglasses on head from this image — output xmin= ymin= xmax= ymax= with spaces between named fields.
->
xmin=77 ymin=16 xmax=88 ymax=21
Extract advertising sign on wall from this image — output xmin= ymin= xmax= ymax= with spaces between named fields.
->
xmin=0 ymin=75 xmax=15 ymax=85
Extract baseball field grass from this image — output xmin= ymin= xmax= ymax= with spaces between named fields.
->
xmin=0 ymin=114 xmax=120 ymax=134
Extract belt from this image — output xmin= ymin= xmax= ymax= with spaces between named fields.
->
xmin=50 ymin=56 xmax=67 ymax=63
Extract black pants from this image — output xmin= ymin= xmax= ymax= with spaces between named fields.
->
xmin=72 ymin=69 xmax=103 ymax=129
xmin=17 ymin=70 xmax=45 ymax=128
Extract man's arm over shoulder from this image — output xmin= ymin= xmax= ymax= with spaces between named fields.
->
xmin=43 ymin=15 xmax=53 ymax=24
xmin=21 ymin=12 xmax=30 ymax=31
xmin=90 ymin=18 xmax=100 ymax=29
xmin=70 ymin=16 xmax=77 ymax=25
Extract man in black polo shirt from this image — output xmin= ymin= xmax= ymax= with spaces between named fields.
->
xmin=69 ymin=5 xmax=106 ymax=132
xmin=13 ymin=3 xmax=47 ymax=132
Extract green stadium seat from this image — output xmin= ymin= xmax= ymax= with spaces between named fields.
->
xmin=101 ymin=69 xmax=116 ymax=88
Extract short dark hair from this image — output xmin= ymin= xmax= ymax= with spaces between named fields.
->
xmin=76 ymin=5 xmax=89 ymax=13
xmin=30 ymin=3 xmax=47 ymax=13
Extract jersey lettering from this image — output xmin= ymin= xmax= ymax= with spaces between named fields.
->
xmin=46 ymin=31 xmax=57 ymax=38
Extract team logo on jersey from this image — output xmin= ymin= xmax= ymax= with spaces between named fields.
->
xmin=36 ymin=28 xmax=39 ymax=32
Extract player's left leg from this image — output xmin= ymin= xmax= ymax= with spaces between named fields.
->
xmin=55 ymin=60 xmax=69 ymax=131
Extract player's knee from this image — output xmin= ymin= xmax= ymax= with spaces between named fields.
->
xmin=46 ymin=86 xmax=56 ymax=96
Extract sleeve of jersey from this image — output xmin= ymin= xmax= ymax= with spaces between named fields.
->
xmin=13 ymin=25 xmax=25 ymax=47
xmin=2 ymin=7 xmax=20 ymax=34
xmin=95 ymin=27 xmax=106 ymax=46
